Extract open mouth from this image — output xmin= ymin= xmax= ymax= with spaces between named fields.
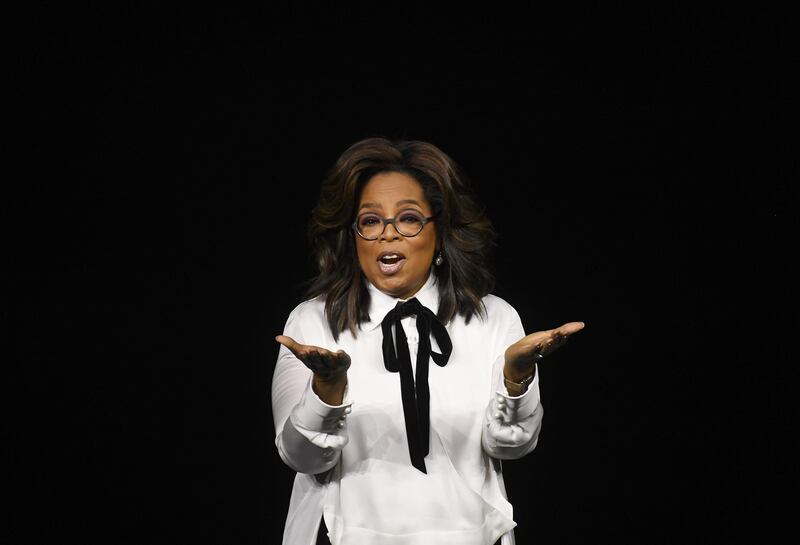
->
xmin=377 ymin=252 xmax=407 ymax=275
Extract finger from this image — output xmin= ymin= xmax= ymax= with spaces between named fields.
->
xmin=312 ymin=350 xmax=350 ymax=375
xmin=276 ymin=335 xmax=333 ymax=362
xmin=514 ymin=336 xmax=549 ymax=359
xmin=315 ymin=350 xmax=338 ymax=370
xmin=538 ymin=337 xmax=558 ymax=356
xmin=541 ymin=324 xmax=583 ymax=355
xmin=275 ymin=335 xmax=300 ymax=352
xmin=520 ymin=331 xmax=551 ymax=348
xmin=335 ymin=349 xmax=352 ymax=367
xmin=555 ymin=321 xmax=585 ymax=336
xmin=313 ymin=350 xmax=347 ymax=379
xmin=552 ymin=331 xmax=569 ymax=347
xmin=558 ymin=322 xmax=586 ymax=335
xmin=329 ymin=350 xmax=351 ymax=372
xmin=305 ymin=350 xmax=327 ymax=374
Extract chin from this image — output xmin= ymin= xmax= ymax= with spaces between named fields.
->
xmin=376 ymin=278 xmax=407 ymax=296
xmin=376 ymin=273 xmax=426 ymax=299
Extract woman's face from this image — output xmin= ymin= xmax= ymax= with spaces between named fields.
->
xmin=355 ymin=171 xmax=438 ymax=300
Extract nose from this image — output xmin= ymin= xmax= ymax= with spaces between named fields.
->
xmin=380 ymin=220 xmax=401 ymax=241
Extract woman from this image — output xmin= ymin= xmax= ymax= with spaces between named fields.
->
xmin=271 ymin=137 xmax=584 ymax=545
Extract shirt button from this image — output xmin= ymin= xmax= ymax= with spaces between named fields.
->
xmin=494 ymin=412 xmax=503 ymax=421
xmin=344 ymin=406 xmax=352 ymax=414
xmin=337 ymin=420 xmax=345 ymax=429
xmin=497 ymin=401 xmax=506 ymax=410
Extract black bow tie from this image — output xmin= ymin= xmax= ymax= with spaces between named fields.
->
xmin=380 ymin=297 xmax=452 ymax=473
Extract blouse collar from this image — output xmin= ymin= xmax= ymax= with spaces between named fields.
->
xmin=361 ymin=270 xmax=440 ymax=332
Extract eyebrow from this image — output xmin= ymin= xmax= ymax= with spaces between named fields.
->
xmin=359 ymin=199 xmax=422 ymax=211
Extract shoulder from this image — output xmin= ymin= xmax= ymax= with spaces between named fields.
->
xmin=479 ymin=293 xmax=525 ymax=335
xmin=281 ymin=294 xmax=334 ymax=344
xmin=452 ymin=293 xmax=524 ymax=345
xmin=453 ymin=293 xmax=522 ymax=333
xmin=480 ymin=293 xmax=521 ymax=322
xmin=285 ymin=294 xmax=327 ymax=324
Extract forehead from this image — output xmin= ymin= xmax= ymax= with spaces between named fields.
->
xmin=359 ymin=171 xmax=428 ymax=206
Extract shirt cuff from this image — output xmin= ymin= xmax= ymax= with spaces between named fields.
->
xmin=494 ymin=364 xmax=540 ymax=421
xmin=290 ymin=375 xmax=353 ymax=446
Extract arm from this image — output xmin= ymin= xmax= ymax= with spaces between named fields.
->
xmin=481 ymin=309 xmax=544 ymax=459
xmin=482 ymin=308 xmax=585 ymax=459
xmin=271 ymin=307 xmax=353 ymax=475
xmin=482 ymin=357 xmax=544 ymax=459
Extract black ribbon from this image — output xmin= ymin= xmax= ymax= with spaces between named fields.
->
xmin=380 ymin=297 xmax=452 ymax=473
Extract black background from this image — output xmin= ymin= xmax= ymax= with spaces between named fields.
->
xmin=9 ymin=3 xmax=795 ymax=544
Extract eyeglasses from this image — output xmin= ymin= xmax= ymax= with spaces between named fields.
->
xmin=352 ymin=210 xmax=435 ymax=240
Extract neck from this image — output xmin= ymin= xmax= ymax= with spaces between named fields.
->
xmin=394 ymin=272 xmax=432 ymax=301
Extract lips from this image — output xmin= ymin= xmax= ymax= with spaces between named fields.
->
xmin=378 ymin=251 xmax=406 ymax=262
xmin=377 ymin=251 xmax=407 ymax=275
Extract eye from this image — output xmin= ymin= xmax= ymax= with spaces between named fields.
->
xmin=399 ymin=212 xmax=424 ymax=223
xmin=359 ymin=214 xmax=381 ymax=226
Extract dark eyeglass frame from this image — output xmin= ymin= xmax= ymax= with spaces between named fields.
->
xmin=351 ymin=212 xmax=436 ymax=240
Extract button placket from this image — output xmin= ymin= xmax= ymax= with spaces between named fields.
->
xmin=402 ymin=315 xmax=418 ymax=344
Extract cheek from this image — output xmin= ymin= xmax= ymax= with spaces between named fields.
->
xmin=355 ymin=242 xmax=369 ymax=264
xmin=412 ymin=234 xmax=436 ymax=258
xmin=355 ymin=240 xmax=377 ymax=269
xmin=424 ymin=229 xmax=438 ymax=252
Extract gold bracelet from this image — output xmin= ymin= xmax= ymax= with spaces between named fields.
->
xmin=503 ymin=371 xmax=535 ymax=392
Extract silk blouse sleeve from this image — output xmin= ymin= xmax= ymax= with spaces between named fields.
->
xmin=271 ymin=302 xmax=353 ymax=475
xmin=481 ymin=303 xmax=544 ymax=460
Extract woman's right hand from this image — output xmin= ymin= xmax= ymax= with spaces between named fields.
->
xmin=275 ymin=335 xmax=351 ymax=404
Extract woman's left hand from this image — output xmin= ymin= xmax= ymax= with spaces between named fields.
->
xmin=504 ymin=321 xmax=585 ymax=382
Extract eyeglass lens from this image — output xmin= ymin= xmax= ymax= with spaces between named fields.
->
xmin=356 ymin=211 xmax=426 ymax=239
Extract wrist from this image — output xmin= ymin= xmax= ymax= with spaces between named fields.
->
xmin=503 ymin=366 xmax=535 ymax=396
xmin=503 ymin=361 xmax=536 ymax=383
xmin=314 ymin=370 xmax=347 ymax=385
xmin=313 ymin=373 xmax=347 ymax=405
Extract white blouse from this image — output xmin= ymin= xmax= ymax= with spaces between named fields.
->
xmin=271 ymin=271 xmax=543 ymax=545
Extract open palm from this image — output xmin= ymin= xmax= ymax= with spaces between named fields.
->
xmin=275 ymin=335 xmax=351 ymax=381
xmin=505 ymin=321 xmax=585 ymax=378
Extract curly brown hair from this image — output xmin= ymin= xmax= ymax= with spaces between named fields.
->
xmin=303 ymin=137 xmax=497 ymax=341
